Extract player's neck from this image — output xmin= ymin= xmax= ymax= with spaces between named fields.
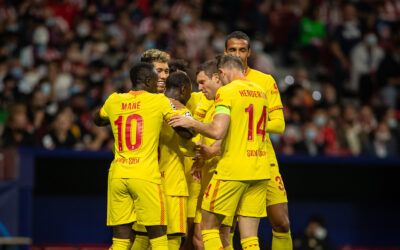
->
xmin=132 ymin=85 xmax=151 ymax=92
xmin=165 ymin=90 xmax=183 ymax=104
xmin=229 ymin=69 xmax=245 ymax=82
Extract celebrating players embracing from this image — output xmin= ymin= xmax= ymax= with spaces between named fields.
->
xmin=169 ymin=55 xmax=271 ymax=250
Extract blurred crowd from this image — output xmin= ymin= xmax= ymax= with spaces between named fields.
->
xmin=0 ymin=0 xmax=399 ymax=157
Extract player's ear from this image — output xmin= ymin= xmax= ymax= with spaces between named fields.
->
xmin=248 ymin=48 xmax=251 ymax=57
xmin=212 ymin=73 xmax=220 ymax=81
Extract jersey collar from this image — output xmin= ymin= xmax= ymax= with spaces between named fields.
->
xmin=129 ymin=90 xmax=147 ymax=96
xmin=233 ymin=76 xmax=250 ymax=82
xmin=244 ymin=67 xmax=251 ymax=76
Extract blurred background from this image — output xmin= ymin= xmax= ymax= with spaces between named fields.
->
xmin=0 ymin=0 xmax=399 ymax=249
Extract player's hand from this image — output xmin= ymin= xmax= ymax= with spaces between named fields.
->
xmin=168 ymin=115 xmax=194 ymax=128
xmin=191 ymin=157 xmax=204 ymax=181
xmin=197 ymin=144 xmax=220 ymax=160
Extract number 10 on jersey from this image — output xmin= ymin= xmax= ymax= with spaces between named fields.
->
xmin=114 ymin=114 xmax=143 ymax=151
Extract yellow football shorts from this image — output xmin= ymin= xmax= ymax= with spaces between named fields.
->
xmin=185 ymin=156 xmax=201 ymax=218
xmin=133 ymin=195 xmax=187 ymax=235
xmin=201 ymin=175 xmax=269 ymax=217
xmin=194 ymin=164 xmax=233 ymax=226
xmin=107 ymin=177 xmax=167 ymax=226
xmin=194 ymin=208 xmax=234 ymax=226
xmin=266 ymin=165 xmax=288 ymax=207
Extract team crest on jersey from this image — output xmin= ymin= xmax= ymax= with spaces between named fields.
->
xmin=215 ymin=93 xmax=223 ymax=103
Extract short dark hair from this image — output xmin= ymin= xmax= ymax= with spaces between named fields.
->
xmin=225 ymin=31 xmax=251 ymax=49
xmin=169 ymin=59 xmax=188 ymax=73
xmin=166 ymin=72 xmax=191 ymax=90
xmin=129 ymin=62 xmax=157 ymax=88
xmin=217 ymin=54 xmax=244 ymax=71
xmin=196 ymin=59 xmax=218 ymax=78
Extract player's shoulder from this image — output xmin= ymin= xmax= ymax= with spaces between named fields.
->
xmin=248 ymin=68 xmax=275 ymax=82
xmin=248 ymin=68 xmax=277 ymax=89
xmin=190 ymin=91 xmax=203 ymax=99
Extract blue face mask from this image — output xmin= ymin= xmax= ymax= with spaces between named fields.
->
xmin=305 ymin=129 xmax=317 ymax=141
xmin=144 ymin=41 xmax=156 ymax=49
xmin=314 ymin=116 xmax=327 ymax=126
xmin=70 ymin=85 xmax=82 ymax=95
xmin=41 ymin=83 xmax=51 ymax=95
xmin=6 ymin=43 xmax=17 ymax=53
xmin=269 ymin=133 xmax=280 ymax=143
xmin=11 ymin=67 xmax=23 ymax=79
xmin=121 ymin=70 xmax=129 ymax=79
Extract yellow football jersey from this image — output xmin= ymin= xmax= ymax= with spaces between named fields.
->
xmin=246 ymin=67 xmax=283 ymax=166
xmin=186 ymin=92 xmax=202 ymax=115
xmin=159 ymin=102 xmax=196 ymax=196
xmin=100 ymin=90 xmax=176 ymax=183
xmin=186 ymin=92 xmax=214 ymax=122
xmin=214 ymin=78 xmax=270 ymax=181
xmin=200 ymin=103 xmax=220 ymax=193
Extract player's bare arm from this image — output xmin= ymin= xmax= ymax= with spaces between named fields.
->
xmin=93 ymin=109 xmax=110 ymax=127
xmin=197 ymin=140 xmax=222 ymax=160
xmin=266 ymin=109 xmax=285 ymax=134
xmin=169 ymin=113 xmax=230 ymax=140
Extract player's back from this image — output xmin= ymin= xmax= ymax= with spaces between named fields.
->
xmin=159 ymin=101 xmax=193 ymax=196
xmin=101 ymin=90 xmax=175 ymax=183
xmin=246 ymin=68 xmax=284 ymax=166
xmin=214 ymin=78 xmax=270 ymax=181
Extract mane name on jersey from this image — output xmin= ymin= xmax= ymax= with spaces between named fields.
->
xmin=122 ymin=101 xmax=141 ymax=110
xmin=238 ymin=89 xmax=267 ymax=99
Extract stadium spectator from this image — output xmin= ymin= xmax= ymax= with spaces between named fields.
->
xmin=294 ymin=214 xmax=335 ymax=250
xmin=364 ymin=122 xmax=398 ymax=158
xmin=330 ymin=3 xmax=362 ymax=95
xmin=1 ymin=104 xmax=35 ymax=148
xmin=336 ymin=104 xmax=364 ymax=156
xmin=350 ymin=31 xmax=385 ymax=103
xmin=42 ymin=107 xmax=79 ymax=150
xmin=297 ymin=5 xmax=327 ymax=66
xmin=377 ymin=40 xmax=400 ymax=109
xmin=0 ymin=0 xmax=398 ymax=158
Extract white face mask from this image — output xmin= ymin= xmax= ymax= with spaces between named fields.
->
xmin=388 ymin=119 xmax=398 ymax=129
xmin=314 ymin=226 xmax=327 ymax=240
xmin=365 ymin=34 xmax=377 ymax=46
xmin=252 ymin=41 xmax=264 ymax=52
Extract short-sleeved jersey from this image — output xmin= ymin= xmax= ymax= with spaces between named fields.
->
xmin=246 ymin=67 xmax=283 ymax=166
xmin=159 ymin=102 xmax=195 ymax=196
xmin=186 ymin=92 xmax=214 ymax=122
xmin=214 ymin=78 xmax=270 ymax=181
xmin=200 ymin=103 xmax=221 ymax=189
xmin=100 ymin=90 xmax=176 ymax=183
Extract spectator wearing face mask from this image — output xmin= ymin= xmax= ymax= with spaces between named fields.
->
xmin=350 ymin=31 xmax=384 ymax=104
xmin=294 ymin=214 xmax=335 ymax=250
xmin=377 ymin=40 xmax=400 ymax=109
xmin=294 ymin=121 xmax=324 ymax=156
xmin=364 ymin=122 xmax=398 ymax=158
